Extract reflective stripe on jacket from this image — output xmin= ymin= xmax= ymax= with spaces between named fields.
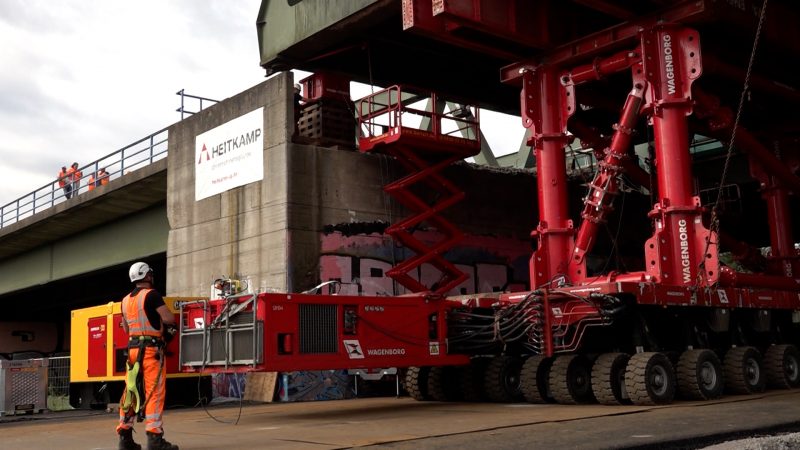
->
xmin=122 ymin=289 xmax=161 ymax=337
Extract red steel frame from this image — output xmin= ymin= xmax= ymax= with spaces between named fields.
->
xmin=182 ymin=2 xmax=800 ymax=374
xmin=504 ymin=22 xmax=800 ymax=357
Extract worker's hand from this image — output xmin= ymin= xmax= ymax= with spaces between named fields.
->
xmin=164 ymin=324 xmax=178 ymax=343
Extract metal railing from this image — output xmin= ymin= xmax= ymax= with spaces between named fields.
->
xmin=357 ymin=85 xmax=480 ymax=147
xmin=176 ymin=90 xmax=219 ymax=120
xmin=0 ymin=127 xmax=169 ymax=229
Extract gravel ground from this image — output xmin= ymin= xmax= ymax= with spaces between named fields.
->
xmin=701 ymin=432 xmax=800 ymax=450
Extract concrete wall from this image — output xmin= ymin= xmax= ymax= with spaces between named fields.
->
xmin=166 ymin=73 xmax=293 ymax=296
xmin=166 ymin=70 xmax=537 ymax=297
xmin=286 ymin=145 xmax=537 ymax=293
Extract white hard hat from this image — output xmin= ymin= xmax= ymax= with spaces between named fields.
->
xmin=129 ymin=262 xmax=152 ymax=282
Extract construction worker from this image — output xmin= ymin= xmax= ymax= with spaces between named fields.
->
xmin=57 ymin=166 xmax=71 ymax=199
xmin=98 ymin=167 xmax=110 ymax=186
xmin=88 ymin=168 xmax=110 ymax=192
xmin=293 ymin=83 xmax=305 ymax=140
xmin=116 ymin=262 xmax=179 ymax=450
xmin=65 ymin=164 xmax=77 ymax=198
xmin=70 ymin=162 xmax=82 ymax=196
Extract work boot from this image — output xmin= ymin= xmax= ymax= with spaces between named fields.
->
xmin=146 ymin=431 xmax=179 ymax=450
xmin=118 ymin=428 xmax=141 ymax=450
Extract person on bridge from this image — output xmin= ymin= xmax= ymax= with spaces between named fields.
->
xmin=70 ymin=162 xmax=82 ymax=196
xmin=116 ymin=262 xmax=179 ymax=450
xmin=87 ymin=167 xmax=110 ymax=192
xmin=97 ymin=167 xmax=110 ymax=186
xmin=57 ymin=166 xmax=71 ymax=199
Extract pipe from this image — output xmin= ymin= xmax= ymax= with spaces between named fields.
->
xmin=567 ymin=49 xmax=641 ymax=85
xmin=569 ymin=119 xmax=652 ymax=189
xmin=572 ymin=85 xmax=645 ymax=265
xmin=718 ymin=266 xmax=800 ymax=291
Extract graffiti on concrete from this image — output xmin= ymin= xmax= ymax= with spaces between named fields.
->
xmin=320 ymin=230 xmax=530 ymax=296
xmin=211 ymin=372 xmax=247 ymax=401
xmin=277 ymin=370 xmax=354 ymax=402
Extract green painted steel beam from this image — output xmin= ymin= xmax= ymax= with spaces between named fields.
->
xmin=0 ymin=205 xmax=167 ymax=296
xmin=257 ymin=0 xmax=381 ymax=73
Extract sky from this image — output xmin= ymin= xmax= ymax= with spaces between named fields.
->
xmin=0 ymin=1 xmax=524 ymax=208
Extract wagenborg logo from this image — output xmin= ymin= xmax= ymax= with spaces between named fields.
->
xmin=678 ymin=219 xmax=691 ymax=283
xmin=343 ymin=340 xmax=364 ymax=359
xmin=663 ymin=33 xmax=676 ymax=95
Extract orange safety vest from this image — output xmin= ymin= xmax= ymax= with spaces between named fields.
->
xmin=66 ymin=167 xmax=76 ymax=181
xmin=57 ymin=169 xmax=67 ymax=187
xmin=87 ymin=175 xmax=96 ymax=191
xmin=100 ymin=175 xmax=109 ymax=186
xmin=121 ymin=289 xmax=161 ymax=337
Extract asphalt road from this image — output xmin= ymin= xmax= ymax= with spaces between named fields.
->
xmin=1 ymin=390 xmax=798 ymax=449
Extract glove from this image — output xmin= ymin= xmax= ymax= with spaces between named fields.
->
xmin=163 ymin=324 xmax=178 ymax=344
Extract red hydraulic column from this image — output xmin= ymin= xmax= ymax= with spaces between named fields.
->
xmin=764 ymin=182 xmax=795 ymax=275
xmin=640 ymin=25 xmax=718 ymax=286
xmin=571 ymin=84 xmax=645 ymax=266
xmin=522 ymin=67 xmax=584 ymax=287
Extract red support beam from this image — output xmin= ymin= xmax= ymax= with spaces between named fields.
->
xmin=501 ymin=0 xmax=710 ymax=84
xmin=640 ymin=25 xmax=717 ymax=286
xmin=524 ymin=66 xmax=584 ymax=287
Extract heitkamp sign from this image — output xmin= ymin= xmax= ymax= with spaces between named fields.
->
xmin=195 ymin=107 xmax=264 ymax=201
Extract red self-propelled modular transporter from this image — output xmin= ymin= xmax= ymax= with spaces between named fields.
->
xmin=178 ymin=292 xmax=469 ymax=373
xmin=181 ymin=1 xmax=800 ymax=408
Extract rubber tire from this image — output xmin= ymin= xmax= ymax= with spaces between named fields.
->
xmin=427 ymin=366 xmax=461 ymax=401
xmin=591 ymin=353 xmax=631 ymax=405
xmin=764 ymin=344 xmax=800 ymax=389
xmin=677 ymin=349 xmax=724 ymax=400
xmin=625 ymin=352 xmax=676 ymax=405
xmin=549 ymin=354 xmax=596 ymax=404
xmin=404 ymin=366 xmax=431 ymax=401
xmin=520 ymin=355 xmax=554 ymax=404
xmin=459 ymin=359 xmax=489 ymax=402
xmin=483 ymin=355 xmax=525 ymax=402
xmin=724 ymin=346 xmax=765 ymax=394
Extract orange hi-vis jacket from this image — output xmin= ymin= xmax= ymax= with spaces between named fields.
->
xmin=87 ymin=175 xmax=96 ymax=191
xmin=57 ymin=169 xmax=67 ymax=187
xmin=118 ymin=288 xmax=168 ymax=435
xmin=121 ymin=289 xmax=161 ymax=337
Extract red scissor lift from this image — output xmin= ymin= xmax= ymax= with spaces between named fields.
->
xmin=357 ymin=85 xmax=481 ymax=294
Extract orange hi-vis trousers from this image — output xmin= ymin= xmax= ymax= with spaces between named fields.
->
xmin=116 ymin=346 xmax=166 ymax=434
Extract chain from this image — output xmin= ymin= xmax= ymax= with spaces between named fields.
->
xmin=701 ymin=0 xmax=769 ymax=286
